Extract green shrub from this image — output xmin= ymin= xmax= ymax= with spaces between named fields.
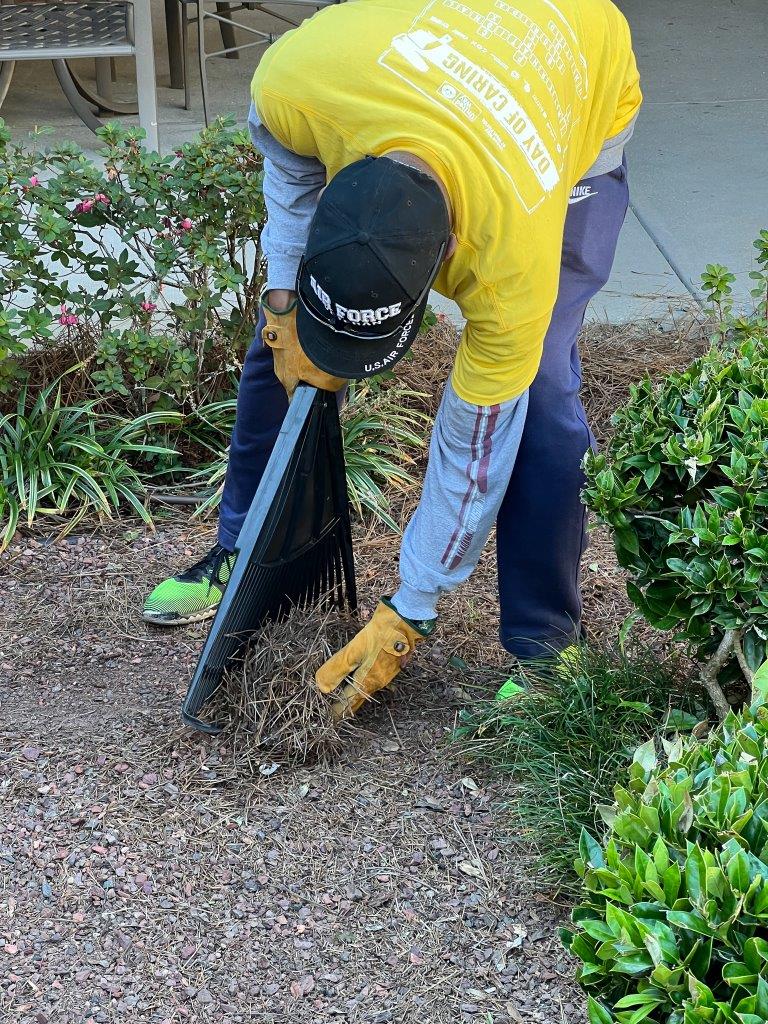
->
xmin=701 ymin=231 xmax=768 ymax=349
xmin=563 ymin=704 xmax=768 ymax=1024
xmin=453 ymin=646 xmax=698 ymax=893
xmin=0 ymin=116 xmax=265 ymax=412
xmin=583 ymin=237 xmax=768 ymax=717
xmin=0 ymin=373 xmax=180 ymax=548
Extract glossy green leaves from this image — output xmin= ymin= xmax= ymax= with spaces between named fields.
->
xmin=583 ymin=332 xmax=768 ymax=668
xmin=564 ymin=706 xmax=768 ymax=1022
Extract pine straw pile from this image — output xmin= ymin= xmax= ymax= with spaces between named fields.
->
xmin=212 ymin=605 xmax=360 ymax=769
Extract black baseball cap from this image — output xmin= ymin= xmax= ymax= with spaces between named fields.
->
xmin=296 ymin=156 xmax=450 ymax=379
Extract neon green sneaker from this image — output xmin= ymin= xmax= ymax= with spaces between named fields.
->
xmin=143 ymin=543 xmax=236 ymax=626
xmin=495 ymin=677 xmax=528 ymax=702
xmin=495 ymin=644 xmax=581 ymax=702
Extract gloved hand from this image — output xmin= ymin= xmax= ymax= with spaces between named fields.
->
xmin=261 ymin=296 xmax=346 ymax=398
xmin=316 ymin=599 xmax=434 ymax=719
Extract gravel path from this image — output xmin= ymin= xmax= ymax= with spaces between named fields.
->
xmin=1 ymin=525 xmax=583 ymax=1024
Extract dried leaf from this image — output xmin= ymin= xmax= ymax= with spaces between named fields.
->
xmin=414 ymin=796 xmax=444 ymax=812
xmin=458 ymin=859 xmax=484 ymax=879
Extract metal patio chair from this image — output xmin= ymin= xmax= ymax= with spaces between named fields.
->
xmin=175 ymin=0 xmax=337 ymax=124
xmin=0 ymin=1 xmax=159 ymax=149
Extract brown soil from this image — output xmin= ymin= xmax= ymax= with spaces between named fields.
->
xmin=0 ymin=319 xmax=706 ymax=1023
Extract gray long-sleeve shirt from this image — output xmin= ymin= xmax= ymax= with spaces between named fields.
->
xmin=247 ymin=103 xmax=631 ymax=623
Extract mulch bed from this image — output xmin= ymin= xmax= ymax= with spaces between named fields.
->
xmin=0 ymin=317 xmax=706 ymax=1023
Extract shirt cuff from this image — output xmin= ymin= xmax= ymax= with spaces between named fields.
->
xmin=390 ymin=582 xmax=440 ymax=622
xmin=266 ymin=251 xmax=301 ymax=292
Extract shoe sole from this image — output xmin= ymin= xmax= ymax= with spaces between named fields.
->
xmin=142 ymin=606 xmax=219 ymax=627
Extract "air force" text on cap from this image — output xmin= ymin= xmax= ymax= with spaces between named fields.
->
xmin=310 ymin=275 xmax=402 ymax=326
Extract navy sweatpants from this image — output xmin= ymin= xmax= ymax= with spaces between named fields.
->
xmin=218 ymin=162 xmax=629 ymax=658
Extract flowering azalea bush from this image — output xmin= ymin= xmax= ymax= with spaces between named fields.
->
xmin=0 ymin=117 xmax=266 ymax=413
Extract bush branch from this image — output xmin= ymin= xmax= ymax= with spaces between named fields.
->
xmin=732 ymin=631 xmax=755 ymax=689
xmin=699 ymin=631 xmax=735 ymax=721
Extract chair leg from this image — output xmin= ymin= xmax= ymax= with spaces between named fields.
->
xmin=165 ymin=0 xmax=185 ymax=89
xmin=52 ymin=59 xmax=103 ymax=133
xmin=95 ymin=58 xmax=114 ymax=106
xmin=66 ymin=60 xmax=138 ymax=115
xmin=181 ymin=3 xmax=191 ymax=111
xmin=131 ymin=0 xmax=161 ymax=150
xmin=0 ymin=61 xmax=15 ymax=109
xmin=198 ymin=3 xmax=211 ymax=126
xmin=216 ymin=2 xmax=239 ymax=59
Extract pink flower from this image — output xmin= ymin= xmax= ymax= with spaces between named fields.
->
xmin=94 ymin=193 xmax=110 ymax=205
xmin=179 ymin=217 xmax=193 ymax=231
xmin=58 ymin=304 xmax=78 ymax=327
xmin=28 ymin=175 xmax=40 ymax=187
xmin=140 ymin=300 xmax=157 ymax=313
xmin=74 ymin=198 xmax=95 ymax=214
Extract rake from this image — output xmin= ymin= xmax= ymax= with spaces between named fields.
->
xmin=181 ymin=385 xmax=357 ymax=733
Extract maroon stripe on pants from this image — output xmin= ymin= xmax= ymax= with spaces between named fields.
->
xmin=441 ymin=404 xmax=500 ymax=571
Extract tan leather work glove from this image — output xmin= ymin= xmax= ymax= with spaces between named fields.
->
xmin=316 ymin=599 xmax=435 ymax=719
xmin=261 ymin=297 xmax=346 ymax=398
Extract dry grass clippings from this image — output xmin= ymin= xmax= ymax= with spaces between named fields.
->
xmin=215 ymin=606 xmax=360 ymax=769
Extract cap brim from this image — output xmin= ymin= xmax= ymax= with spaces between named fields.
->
xmin=296 ymin=294 xmax=428 ymax=380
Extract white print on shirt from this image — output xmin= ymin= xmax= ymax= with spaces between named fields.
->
xmin=379 ymin=0 xmax=588 ymax=213
xmin=391 ymin=30 xmax=559 ymax=191
xmin=309 ymin=274 xmax=333 ymax=311
xmin=309 ymin=275 xmax=402 ymax=325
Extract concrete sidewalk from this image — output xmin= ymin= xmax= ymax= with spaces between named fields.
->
xmin=2 ymin=0 xmax=766 ymax=324
xmin=604 ymin=0 xmax=768 ymax=319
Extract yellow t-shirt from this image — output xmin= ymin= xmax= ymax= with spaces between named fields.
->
xmin=251 ymin=0 xmax=641 ymax=404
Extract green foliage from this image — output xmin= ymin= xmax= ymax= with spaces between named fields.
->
xmin=0 ymin=116 xmax=265 ymax=410
xmin=189 ymin=381 xmax=430 ymax=531
xmin=584 ymin=233 xmax=768 ymax=687
xmin=0 ymin=372 xmax=180 ymax=548
xmin=583 ymin=337 xmax=768 ymax=673
xmin=453 ymin=645 xmax=698 ymax=893
xmin=341 ymin=379 xmax=429 ymax=530
xmin=564 ymin=703 xmax=768 ymax=1023
xmin=701 ymin=231 xmax=768 ymax=348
